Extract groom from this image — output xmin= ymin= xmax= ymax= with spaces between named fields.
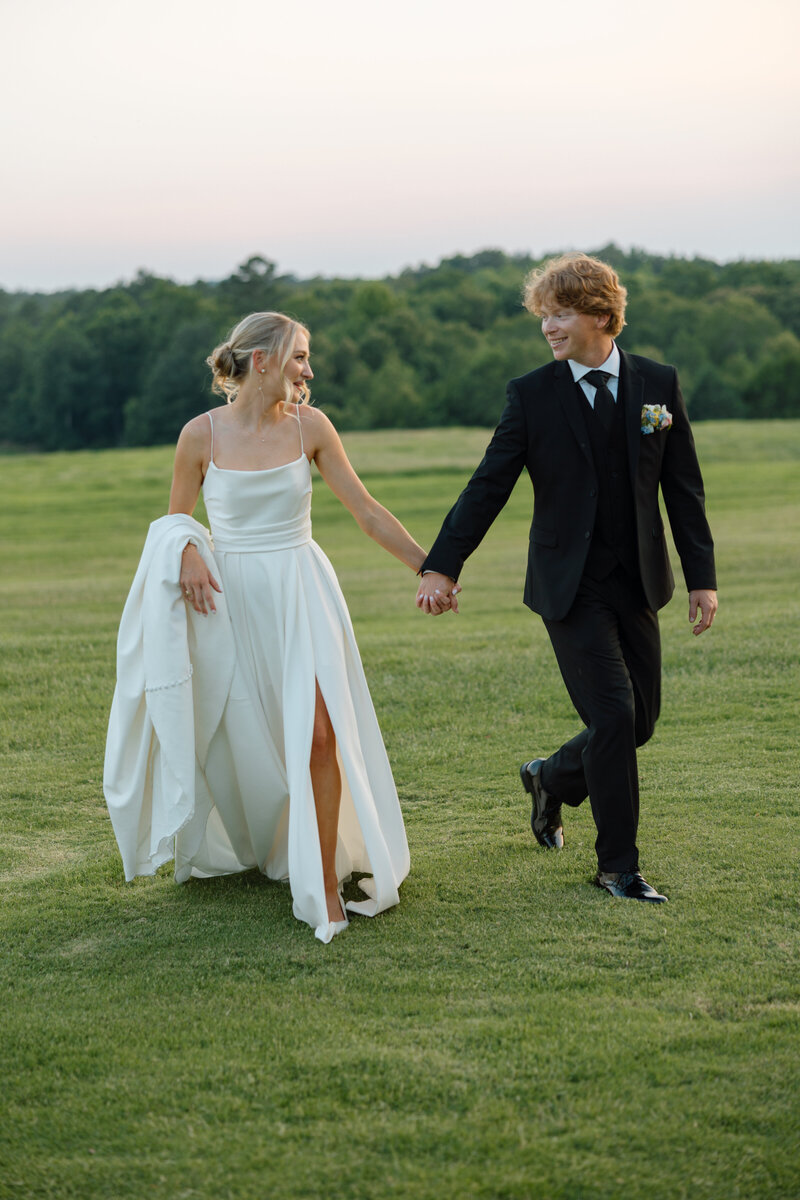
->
xmin=417 ymin=252 xmax=717 ymax=903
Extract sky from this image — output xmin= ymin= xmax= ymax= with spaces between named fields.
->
xmin=2 ymin=0 xmax=799 ymax=291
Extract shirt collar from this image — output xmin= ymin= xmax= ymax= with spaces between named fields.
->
xmin=568 ymin=342 xmax=620 ymax=383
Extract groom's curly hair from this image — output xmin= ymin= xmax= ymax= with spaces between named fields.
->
xmin=523 ymin=252 xmax=627 ymax=338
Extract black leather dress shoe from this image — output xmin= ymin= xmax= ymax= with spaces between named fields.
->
xmin=594 ymin=870 xmax=668 ymax=903
xmin=520 ymin=758 xmax=564 ymax=849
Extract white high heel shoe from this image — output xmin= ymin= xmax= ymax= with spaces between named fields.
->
xmin=329 ymin=887 xmax=349 ymax=936
xmin=315 ymin=888 xmax=350 ymax=943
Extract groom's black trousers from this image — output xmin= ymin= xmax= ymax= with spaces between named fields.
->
xmin=540 ymin=564 xmax=662 ymax=874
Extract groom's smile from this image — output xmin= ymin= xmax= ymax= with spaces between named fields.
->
xmin=540 ymin=306 xmax=612 ymax=366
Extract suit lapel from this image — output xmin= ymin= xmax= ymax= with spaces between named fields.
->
xmin=554 ymin=362 xmax=594 ymax=468
xmin=619 ymin=350 xmax=643 ymax=485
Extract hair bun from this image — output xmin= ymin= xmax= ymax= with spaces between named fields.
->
xmin=215 ymin=343 xmax=236 ymax=375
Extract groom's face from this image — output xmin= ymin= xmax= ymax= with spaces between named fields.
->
xmin=540 ymin=306 xmax=611 ymax=366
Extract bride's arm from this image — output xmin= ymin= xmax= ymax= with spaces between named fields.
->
xmin=168 ymin=418 xmax=221 ymax=615
xmin=168 ymin=417 xmax=208 ymax=515
xmin=308 ymin=408 xmax=426 ymax=574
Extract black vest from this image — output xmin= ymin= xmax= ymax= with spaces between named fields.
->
xmin=581 ymin=383 xmax=639 ymax=580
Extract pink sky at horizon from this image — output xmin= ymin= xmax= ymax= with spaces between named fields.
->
xmin=2 ymin=0 xmax=798 ymax=291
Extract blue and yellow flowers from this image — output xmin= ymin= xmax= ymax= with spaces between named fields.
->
xmin=641 ymin=405 xmax=672 ymax=434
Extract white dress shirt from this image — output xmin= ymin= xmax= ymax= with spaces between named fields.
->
xmin=569 ymin=342 xmax=620 ymax=408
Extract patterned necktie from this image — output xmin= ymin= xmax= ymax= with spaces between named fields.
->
xmin=582 ymin=369 xmax=615 ymax=432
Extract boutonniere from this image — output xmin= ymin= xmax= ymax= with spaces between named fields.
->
xmin=641 ymin=404 xmax=672 ymax=434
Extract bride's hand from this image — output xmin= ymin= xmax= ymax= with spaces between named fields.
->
xmin=416 ymin=573 xmax=461 ymax=615
xmin=180 ymin=543 xmax=222 ymax=616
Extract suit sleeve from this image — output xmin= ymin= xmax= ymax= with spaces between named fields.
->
xmin=660 ymin=370 xmax=717 ymax=591
xmin=420 ymin=383 xmax=528 ymax=581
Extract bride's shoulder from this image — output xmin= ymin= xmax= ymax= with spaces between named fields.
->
xmin=297 ymin=403 xmax=335 ymax=441
xmin=184 ymin=407 xmax=226 ymax=433
xmin=298 ymin=402 xmax=328 ymax=425
xmin=176 ymin=409 xmax=220 ymax=454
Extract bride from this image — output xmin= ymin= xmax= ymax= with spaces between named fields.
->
xmin=104 ymin=311 xmax=454 ymax=941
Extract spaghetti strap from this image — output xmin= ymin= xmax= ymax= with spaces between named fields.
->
xmin=293 ymin=404 xmax=305 ymax=456
xmin=206 ymin=411 xmax=215 ymax=465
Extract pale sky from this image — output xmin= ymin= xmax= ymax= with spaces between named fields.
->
xmin=2 ymin=0 xmax=798 ymax=291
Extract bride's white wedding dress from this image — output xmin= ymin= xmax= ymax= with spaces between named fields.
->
xmin=104 ymin=409 xmax=409 ymax=942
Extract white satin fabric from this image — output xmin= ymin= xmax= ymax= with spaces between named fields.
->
xmin=104 ymin=450 xmax=409 ymax=943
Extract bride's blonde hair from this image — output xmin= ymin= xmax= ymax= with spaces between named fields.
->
xmin=207 ymin=312 xmax=311 ymax=405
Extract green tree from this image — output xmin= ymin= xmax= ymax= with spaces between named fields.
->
xmin=123 ymin=318 xmax=218 ymax=446
xmin=656 ymin=257 xmax=721 ymax=299
xmin=84 ymin=291 xmax=148 ymax=446
xmin=0 ymin=316 xmax=38 ymax=445
xmin=696 ymin=291 xmax=782 ymax=363
xmin=348 ymin=281 xmax=397 ymax=324
xmin=30 ymin=313 xmax=102 ymax=450
xmin=216 ymin=256 xmax=287 ymax=317
xmin=687 ymin=364 xmax=747 ymax=420
xmin=365 ymin=352 xmax=428 ymax=428
xmin=441 ymin=343 xmax=513 ymax=425
xmin=743 ymin=332 xmax=800 ymax=418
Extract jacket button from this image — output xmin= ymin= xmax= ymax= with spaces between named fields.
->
xmin=584 ymin=531 xmax=591 ymax=540
xmin=589 ymin=488 xmax=597 ymax=497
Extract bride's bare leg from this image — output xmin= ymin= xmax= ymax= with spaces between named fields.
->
xmin=310 ymin=681 xmax=344 ymax=923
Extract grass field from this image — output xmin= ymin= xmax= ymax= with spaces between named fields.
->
xmin=1 ymin=422 xmax=799 ymax=1200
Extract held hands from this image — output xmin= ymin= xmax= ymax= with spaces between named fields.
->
xmin=416 ymin=572 xmax=461 ymax=616
xmin=180 ymin=543 xmax=222 ymax=616
xmin=689 ymin=589 xmax=718 ymax=636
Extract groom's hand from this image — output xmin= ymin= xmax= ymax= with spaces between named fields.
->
xmin=689 ymin=589 xmax=718 ymax=636
xmin=416 ymin=572 xmax=460 ymax=615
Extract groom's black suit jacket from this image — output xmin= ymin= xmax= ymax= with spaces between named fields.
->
xmin=422 ymin=349 xmax=716 ymax=620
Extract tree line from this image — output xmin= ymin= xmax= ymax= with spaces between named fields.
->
xmin=1 ymin=245 xmax=799 ymax=452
